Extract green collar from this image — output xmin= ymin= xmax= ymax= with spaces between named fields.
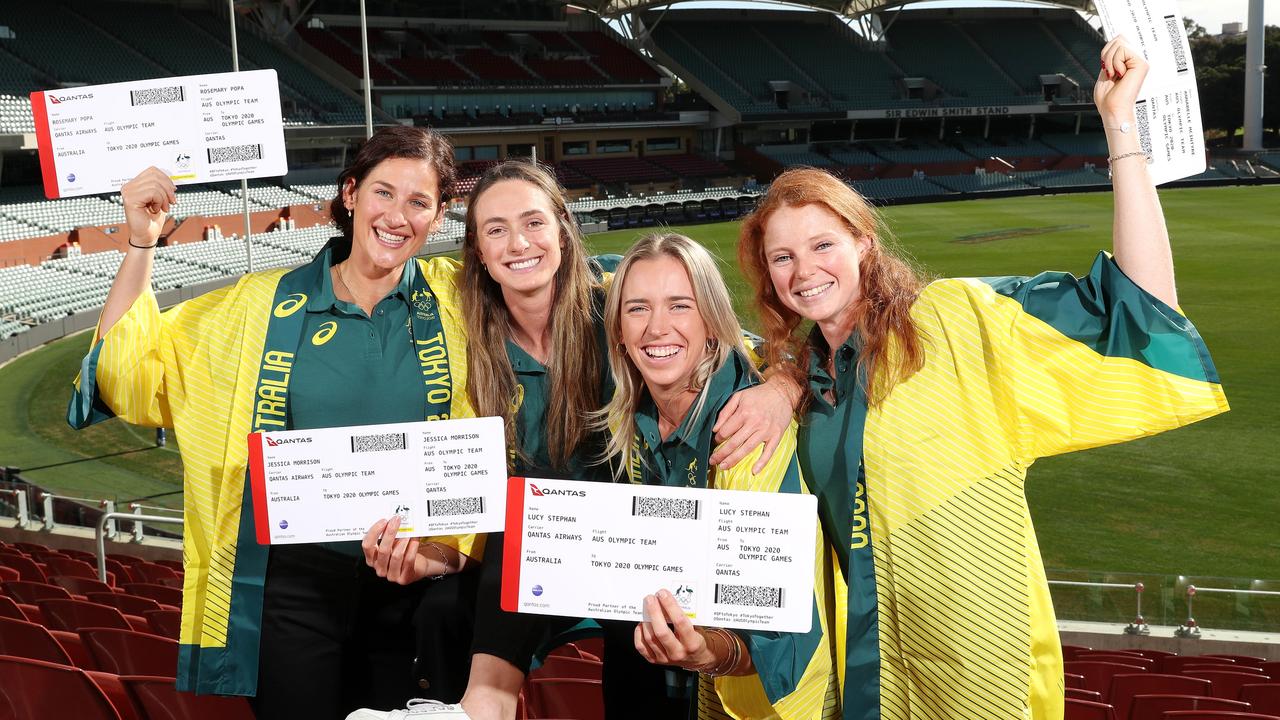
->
xmin=305 ymin=239 xmax=418 ymax=314
xmin=634 ymin=350 xmax=752 ymax=459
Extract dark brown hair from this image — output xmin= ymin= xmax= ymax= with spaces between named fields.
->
xmin=329 ymin=125 xmax=457 ymax=247
xmin=739 ymin=167 xmax=926 ymax=405
xmin=461 ymin=160 xmax=601 ymax=470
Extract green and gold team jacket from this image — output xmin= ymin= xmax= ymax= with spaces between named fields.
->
xmin=66 ymin=244 xmax=474 ymax=696
xmin=631 ymin=351 xmax=840 ymax=720
xmin=799 ymin=253 xmax=1228 ymax=720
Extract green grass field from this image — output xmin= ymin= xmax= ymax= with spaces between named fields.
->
xmin=3 ymin=185 xmax=1276 ymax=625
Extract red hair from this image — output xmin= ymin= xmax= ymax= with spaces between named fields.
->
xmin=738 ymin=168 xmax=927 ymax=405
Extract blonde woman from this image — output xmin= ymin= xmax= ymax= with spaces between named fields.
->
xmin=599 ymin=233 xmax=835 ymax=720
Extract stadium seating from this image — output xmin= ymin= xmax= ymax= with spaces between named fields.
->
xmin=0 ymin=616 xmax=75 ymax=666
xmin=79 ymin=629 xmax=177 ymax=677
xmin=929 ymin=172 xmax=1035 ymax=193
xmin=752 ymin=21 xmax=905 ymax=109
xmin=1109 ymin=673 xmax=1213 ymax=720
xmin=963 ymin=19 xmax=1094 ymax=95
xmin=122 ymin=675 xmax=255 ymax=720
xmin=1129 ymin=695 xmax=1253 ymax=720
xmin=851 ymin=177 xmax=951 ymax=201
xmin=1064 ymin=660 xmax=1150 ymax=699
xmin=1064 ymin=697 xmax=1116 ymax=719
xmin=884 ymin=18 xmax=1029 ymax=105
xmin=1183 ymin=670 xmax=1274 ymax=700
xmin=0 ymin=655 xmax=121 ymax=719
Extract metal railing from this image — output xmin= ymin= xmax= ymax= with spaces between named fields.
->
xmin=39 ymin=492 xmax=115 ymax=537
xmin=127 ymin=502 xmax=183 ymax=543
xmin=1048 ymin=580 xmax=1149 ymax=635
xmin=96 ymin=511 xmax=184 ymax=583
xmin=0 ymin=487 xmax=30 ymax=527
xmin=1174 ymin=584 xmax=1280 ymax=638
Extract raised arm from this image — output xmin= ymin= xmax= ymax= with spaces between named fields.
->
xmin=98 ymin=167 xmax=176 ymax=336
xmin=1096 ymin=36 xmax=1176 ymax=307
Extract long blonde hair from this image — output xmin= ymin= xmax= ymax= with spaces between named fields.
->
xmin=739 ymin=167 xmax=926 ymax=405
xmin=599 ymin=232 xmax=756 ymax=479
xmin=462 ymin=161 xmax=601 ymax=470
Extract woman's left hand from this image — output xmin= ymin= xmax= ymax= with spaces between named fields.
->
xmin=634 ymin=589 xmax=716 ymax=669
xmin=711 ymin=374 xmax=801 ymax=473
xmin=1094 ymin=35 xmax=1150 ymax=125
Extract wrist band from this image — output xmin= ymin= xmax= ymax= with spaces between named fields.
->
xmin=693 ymin=628 xmax=743 ymax=677
xmin=424 ymin=542 xmax=450 ymax=580
xmin=1107 ymin=151 xmax=1150 ymax=180
xmin=128 ymin=238 xmax=159 ymax=249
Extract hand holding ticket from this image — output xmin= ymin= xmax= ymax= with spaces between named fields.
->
xmin=31 ymin=69 xmax=287 ymax=198
xmin=501 ymin=477 xmax=818 ymax=633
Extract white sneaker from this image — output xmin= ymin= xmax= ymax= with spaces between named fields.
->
xmin=346 ymin=699 xmax=473 ymax=720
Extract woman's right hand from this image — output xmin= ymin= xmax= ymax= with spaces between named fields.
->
xmin=119 ymin=167 xmax=176 ymax=248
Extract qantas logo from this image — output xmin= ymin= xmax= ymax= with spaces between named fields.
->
xmin=49 ymin=92 xmax=95 ymax=104
xmin=529 ymin=484 xmax=585 ymax=498
xmin=264 ymin=436 xmax=312 ymax=447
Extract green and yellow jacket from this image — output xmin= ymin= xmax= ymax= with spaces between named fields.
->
xmin=800 ymin=253 xmax=1227 ymax=720
xmin=68 ymin=246 xmax=474 ymax=696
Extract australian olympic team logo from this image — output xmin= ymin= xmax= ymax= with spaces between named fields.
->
xmin=274 ymin=293 xmax=308 ymax=317
xmin=674 ymin=584 xmax=694 ymax=609
xmin=509 ymin=384 xmax=525 ymax=414
xmin=687 ymin=458 xmax=698 ymax=487
xmin=311 ymin=320 xmax=337 ymax=346
xmin=410 ymin=288 xmax=436 ymax=320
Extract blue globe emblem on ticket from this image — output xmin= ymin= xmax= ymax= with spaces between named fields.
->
xmin=531 ymin=584 xmax=544 ymax=597
xmin=278 ymin=519 xmax=288 ymax=530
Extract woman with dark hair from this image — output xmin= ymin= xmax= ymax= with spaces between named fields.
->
xmin=69 ymin=125 xmax=475 ymax=717
xmin=735 ymin=39 xmax=1228 ymax=719
xmin=353 ymin=161 xmax=801 ymax=720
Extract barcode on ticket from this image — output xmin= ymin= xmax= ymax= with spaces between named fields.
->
xmin=208 ymin=143 xmax=263 ymax=164
xmin=715 ymin=583 xmax=785 ymax=608
xmin=1135 ymin=101 xmax=1153 ymax=159
xmin=130 ymin=85 xmax=185 ymax=106
xmin=426 ymin=496 xmax=485 ymax=517
xmin=350 ymin=432 xmax=406 ymax=453
xmin=1164 ymin=15 xmax=1188 ymax=73
xmin=631 ymin=496 xmax=700 ymax=520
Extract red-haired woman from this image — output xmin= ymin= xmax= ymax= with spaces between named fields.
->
xmin=736 ymin=39 xmax=1226 ymax=719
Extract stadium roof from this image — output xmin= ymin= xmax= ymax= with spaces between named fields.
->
xmin=566 ymin=0 xmax=1095 ymax=20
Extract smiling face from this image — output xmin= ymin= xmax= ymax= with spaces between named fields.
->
xmin=761 ymin=202 xmax=872 ymax=339
xmin=618 ymin=254 xmax=709 ymax=399
xmin=342 ymin=157 xmax=444 ymax=273
xmin=471 ymin=179 xmax=564 ymax=299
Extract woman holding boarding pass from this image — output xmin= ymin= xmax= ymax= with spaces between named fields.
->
xmin=734 ymin=37 xmax=1228 ymax=719
xmin=68 ymin=126 xmax=479 ymax=718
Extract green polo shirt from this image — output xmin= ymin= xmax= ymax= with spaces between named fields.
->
xmin=288 ymin=247 xmax=426 ymax=554
xmin=631 ymin=350 xmax=755 ymax=489
xmin=797 ymin=326 xmax=879 ymax=716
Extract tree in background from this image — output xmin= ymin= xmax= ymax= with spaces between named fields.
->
xmin=1186 ymin=19 xmax=1279 ymax=144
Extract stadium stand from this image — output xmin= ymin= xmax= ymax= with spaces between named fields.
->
xmin=852 ymin=176 xmax=952 ymax=200
xmin=884 ymin=18 xmax=1030 ymax=106
xmin=929 ymin=171 xmax=1036 ymax=193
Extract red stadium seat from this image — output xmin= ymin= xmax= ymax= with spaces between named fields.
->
xmin=1162 ymin=707 xmax=1280 ymax=712
xmin=1163 ymin=656 xmax=1243 ymax=673
xmin=79 ymin=628 xmax=178 ymax=677
xmin=37 ymin=598 xmax=133 ymax=633
xmin=1185 ymin=664 xmax=1267 ymax=675
xmin=0 ymin=655 xmax=121 ymax=719
xmin=87 ymin=592 xmax=167 ymax=616
xmin=1064 ymin=661 xmax=1149 ymax=699
xmin=1108 ymin=673 xmax=1212 ymax=720
xmin=1129 ymin=694 xmax=1250 ymax=720
xmin=120 ymin=675 xmax=255 ymax=720
xmin=0 ymin=616 xmax=75 ymax=665
xmin=104 ymin=559 xmax=136 ymax=585
xmin=1130 ymin=649 xmax=1178 ymax=660
xmin=1182 ymin=671 xmax=1274 ymax=700
xmin=1066 ymin=688 xmax=1104 ymax=702
xmin=4 ymin=579 xmax=72 ymax=604
xmin=58 ymin=548 xmax=99 ymax=564
xmin=145 ymin=609 xmax=181 ymax=640
xmin=43 ymin=556 xmax=105 ymax=582
xmin=51 ymin=575 xmax=116 ymax=598
xmin=11 ymin=542 xmax=51 ymax=555
xmin=0 ymin=554 xmax=48 ymax=582
xmin=1206 ymin=656 xmax=1270 ymax=666
xmin=527 ymin=678 xmax=604 ymax=720
xmin=1081 ymin=653 xmax=1157 ymax=669
xmin=1064 ymin=697 xmax=1117 ymax=720
xmin=0 ymin=565 xmax=19 ymax=583
xmin=131 ymin=563 xmax=180 ymax=587
xmin=1261 ymin=664 xmax=1280 ymax=679
xmin=1066 ymin=673 xmax=1088 ymax=689
xmin=1239 ymin=685 xmax=1280 ymax=715
xmin=1062 ymin=645 xmax=1093 ymax=660
xmin=0 ymin=595 xmax=27 ymax=621
xmin=533 ymin=655 xmax=603 ymax=680
xmin=123 ymin=583 xmax=182 ymax=607
xmin=50 ymin=628 xmax=95 ymax=670
xmin=86 ymin=670 xmax=144 ymax=720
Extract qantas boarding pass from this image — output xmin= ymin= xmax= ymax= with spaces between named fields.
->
xmin=501 ymin=477 xmax=818 ymax=633
xmin=1095 ymin=0 xmax=1205 ymax=184
xmin=248 ymin=417 xmax=506 ymax=545
xmin=30 ymin=69 xmax=286 ymax=199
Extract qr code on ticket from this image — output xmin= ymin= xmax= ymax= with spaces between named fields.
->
xmin=207 ymin=143 xmax=263 ymax=164
xmin=715 ymin=583 xmax=785 ymax=608
xmin=350 ymin=432 xmax=406 ymax=453
xmin=130 ymin=86 xmax=185 ymax=106
xmin=631 ymin=496 xmax=700 ymax=520
xmin=427 ymin=496 xmax=485 ymax=517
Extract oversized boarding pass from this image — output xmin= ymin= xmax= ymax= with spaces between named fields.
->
xmin=1094 ymin=0 xmax=1205 ymax=185
xmin=30 ymin=69 xmax=286 ymax=199
xmin=501 ymin=477 xmax=818 ymax=633
xmin=248 ymin=417 xmax=506 ymax=545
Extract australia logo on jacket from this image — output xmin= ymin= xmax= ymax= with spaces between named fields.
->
xmin=410 ymin=289 xmax=436 ymax=321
